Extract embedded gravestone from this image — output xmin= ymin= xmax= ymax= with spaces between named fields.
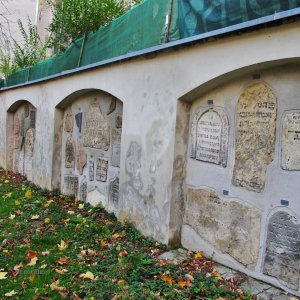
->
xmin=24 ymin=129 xmax=35 ymax=157
xmin=190 ymin=108 xmax=228 ymax=167
xmin=83 ymin=104 xmax=110 ymax=150
xmin=24 ymin=104 xmax=29 ymax=118
xmin=107 ymin=98 xmax=116 ymax=115
xmin=64 ymin=176 xmax=78 ymax=196
xmin=65 ymin=137 xmax=75 ymax=168
xmin=112 ymin=128 xmax=121 ymax=143
xmin=80 ymin=181 xmax=87 ymax=202
xmin=96 ymin=158 xmax=108 ymax=182
xmin=263 ymin=211 xmax=300 ymax=290
xmin=233 ymin=82 xmax=277 ymax=192
xmin=77 ymin=145 xmax=87 ymax=175
xmin=14 ymin=116 xmax=20 ymax=149
xmin=75 ymin=112 xmax=83 ymax=133
xmin=20 ymin=115 xmax=25 ymax=137
xmin=116 ymin=115 xmax=122 ymax=128
xmin=110 ymin=177 xmax=119 ymax=203
xmin=64 ymin=108 xmax=73 ymax=132
xmin=281 ymin=111 xmax=300 ymax=170
xmin=29 ymin=110 xmax=36 ymax=128
xmin=112 ymin=143 xmax=121 ymax=167
xmin=89 ymin=159 xmax=94 ymax=181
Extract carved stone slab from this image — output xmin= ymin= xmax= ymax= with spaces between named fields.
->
xmin=64 ymin=108 xmax=73 ymax=132
xmin=24 ymin=129 xmax=35 ymax=157
xmin=89 ymin=159 xmax=94 ymax=181
xmin=14 ymin=115 xmax=20 ymax=149
xmin=80 ymin=181 xmax=87 ymax=202
xmin=64 ymin=176 xmax=78 ymax=196
xmin=233 ymin=82 xmax=277 ymax=192
xmin=83 ymin=104 xmax=110 ymax=150
xmin=263 ymin=211 xmax=300 ymax=290
xmin=65 ymin=137 xmax=75 ymax=168
xmin=111 ymin=143 xmax=121 ymax=167
xmin=184 ymin=188 xmax=261 ymax=270
xmin=110 ymin=177 xmax=119 ymax=203
xmin=112 ymin=128 xmax=121 ymax=143
xmin=190 ymin=108 xmax=228 ymax=167
xmin=76 ymin=144 xmax=87 ymax=175
xmin=75 ymin=112 xmax=83 ymax=133
xmin=29 ymin=110 xmax=36 ymax=128
xmin=20 ymin=115 xmax=25 ymax=137
xmin=281 ymin=111 xmax=300 ymax=170
xmin=116 ymin=115 xmax=122 ymax=128
xmin=96 ymin=158 xmax=108 ymax=182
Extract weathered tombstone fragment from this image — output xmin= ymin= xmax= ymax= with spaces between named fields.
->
xmin=64 ymin=176 xmax=78 ymax=195
xmin=64 ymin=108 xmax=73 ymax=132
xmin=65 ymin=137 xmax=75 ymax=168
xmin=116 ymin=115 xmax=122 ymax=128
xmin=76 ymin=144 xmax=87 ymax=175
xmin=110 ymin=177 xmax=119 ymax=203
xmin=112 ymin=128 xmax=121 ymax=143
xmin=75 ymin=112 xmax=83 ymax=133
xmin=190 ymin=107 xmax=228 ymax=167
xmin=111 ymin=143 xmax=121 ymax=167
xmin=20 ymin=115 xmax=25 ymax=137
xmin=24 ymin=104 xmax=29 ymax=118
xmin=24 ymin=128 xmax=35 ymax=157
xmin=107 ymin=97 xmax=116 ymax=115
xmin=96 ymin=158 xmax=108 ymax=182
xmin=89 ymin=159 xmax=94 ymax=181
xmin=13 ymin=115 xmax=20 ymax=149
xmin=233 ymin=82 xmax=277 ymax=192
xmin=29 ymin=110 xmax=36 ymax=128
xmin=83 ymin=104 xmax=110 ymax=150
xmin=263 ymin=211 xmax=300 ymax=290
xmin=281 ymin=111 xmax=300 ymax=170
xmin=80 ymin=181 xmax=87 ymax=202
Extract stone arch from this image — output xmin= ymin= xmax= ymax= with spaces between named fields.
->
xmin=53 ymin=89 xmax=123 ymax=214
xmin=6 ymin=100 xmax=36 ymax=180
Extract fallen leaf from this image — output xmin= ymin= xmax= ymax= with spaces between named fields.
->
xmin=58 ymin=240 xmax=68 ymax=251
xmin=6 ymin=192 xmax=12 ymax=197
xmin=15 ymin=209 xmax=23 ymax=215
xmin=112 ymin=233 xmax=120 ymax=238
xmin=0 ymin=272 xmax=8 ymax=280
xmin=79 ymin=271 xmax=94 ymax=280
xmin=4 ymin=180 xmax=10 ymax=183
xmin=44 ymin=200 xmax=54 ymax=207
xmin=116 ymin=245 xmax=121 ymax=251
xmin=55 ymin=268 xmax=67 ymax=275
xmin=15 ymin=200 xmax=20 ymax=206
xmin=161 ymin=275 xmax=175 ymax=284
xmin=100 ymin=239 xmax=108 ymax=247
xmin=194 ymin=252 xmax=202 ymax=259
xmin=40 ymin=264 xmax=47 ymax=269
xmin=30 ymin=215 xmax=40 ymax=220
xmin=13 ymin=263 xmax=23 ymax=271
xmin=2 ymin=249 xmax=9 ymax=254
xmin=50 ymin=280 xmax=67 ymax=292
xmin=119 ymin=250 xmax=128 ymax=257
xmin=9 ymin=214 xmax=15 ymax=220
xmin=67 ymin=210 xmax=75 ymax=215
xmin=44 ymin=218 xmax=51 ymax=224
xmin=57 ymin=257 xmax=71 ymax=265
xmin=41 ymin=250 xmax=50 ymax=256
xmin=5 ymin=290 xmax=17 ymax=297
xmin=177 ymin=276 xmax=192 ymax=287
xmin=78 ymin=203 xmax=84 ymax=209
xmin=25 ymin=190 xmax=32 ymax=197
xmin=27 ymin=257 xmax=38 ymax=266
xmin=117 ymin=279 xmax=126 ymax=285
xmin=29 ymin=274 xmax=35 ymax=283
xmin=26 ymin=251 xmax=37 ymax=259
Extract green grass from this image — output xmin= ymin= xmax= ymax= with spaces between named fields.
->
xmin=0 ymin=169 xmax=255 ymax=299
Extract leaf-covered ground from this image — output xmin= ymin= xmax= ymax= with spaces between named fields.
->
xmin=0 ymin=169 xmax=255 ymax=300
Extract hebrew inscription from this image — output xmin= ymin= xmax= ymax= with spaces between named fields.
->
xmin=89 ymin=159 xmax=94 ymax=181
xmin=65 ymin=137 xmax=75 ymax=168
xmin=233 ymin=82 xmax=277 ymax=192
xmin=80 ymin=181 xmax=87 ymax=202
xmin=263 ymin=211 xmax=300 ymax=290
xmin=110 ymin=177 xmax=119 ymax=203
xmin=24 ymin=104 xmax=29 ymax=118
xmin=64 ymin=176 xmax=78 ymax=196
xmin=29 ymin=110 xmax=36 ymax=128
xmin=281 ymin=111 xmax=300 ymax=170
xmin=96 ymin=158 xmax=108 ymax=182
xmin=184 ymin=188 xmax=261 ymax=269
xmin=83 ymin=104 xmax=110 ymax=150
xmin=190 ymin=108 xmax=228 ymax=167
xmin=116 ymin=115 xmax=122 ymax=128
xmin=112 ymin=143 xmax=121 ymax=167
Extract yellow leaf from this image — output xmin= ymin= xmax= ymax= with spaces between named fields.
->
xmin=3 ymin=249 xmax=9 ymax=254
xmin=50 ymin=280 xmax=67 ymax=292
xmin=41 ymin=264 xmax=47 ymax=269
xmin=79 ymin=271 xmax=94 ymax=280
xmin=78 ymin=203 xmax=84 ymax=209
xmin=113 ymin=233 xmax=120 ymax=239
xmin=67 ymin=210 xmax=75 ymax=215
xmin=29 ymin=274 xmax=35 ymax=283
xmin=100 ymin=239 xmax=108 ymax=247
xmin=116 ymin=245 xmax=121 ymax=251
xmin=6 ymin=192 xmax=12 ymax=197
xmin=58 ymin=240 xmax=68 ymax=251
xmin=0 ymin=272 xmax=8 ymax=280
xmin=117 ymin=279 xmax=126 ymax=285
xmin=55 ymin=268 xmax=67 ymax=275
xmin=4 ymin=180 xmax=10 ymax=183
xmin=213 ymin=272 xmax=223 ymax=281
xmin=25 ymin=190 xmax=32 ymax=197
xmin=5 ymin=290 xmax=17 ymax=297
xmin=44 ymin=218 xmax=51 ymax=224
xmin=194 ymin=252 xmax=202 ymax=259
xmin=44 ymin=200 xmax=54 ymax=207
xmin=15 ymin=200 xmax=20 ymax=206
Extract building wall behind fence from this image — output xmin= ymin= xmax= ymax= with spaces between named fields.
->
xmin=0 ymin=20 xmax=300 ymax=296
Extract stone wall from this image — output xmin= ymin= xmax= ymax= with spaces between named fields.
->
xmin=183 ymin=66 xmax=300 ymax=295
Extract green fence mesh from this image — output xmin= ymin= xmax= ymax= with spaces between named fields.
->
xmin=1 ymin=0 xmax=300 ymax=88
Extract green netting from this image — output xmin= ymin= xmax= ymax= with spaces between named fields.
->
xmin=1 ymin=0 xmax=300 ymax=88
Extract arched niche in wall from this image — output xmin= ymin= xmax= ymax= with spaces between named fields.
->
xmin=54 ymin=89 xmax=123 ymax=214
xmin=6 ymin=100 xmax=36 ymax=181
xmin=190 ymin=107 xmax=229 ymax=167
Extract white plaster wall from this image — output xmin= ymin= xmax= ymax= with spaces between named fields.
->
xmin=0 ymin=21 xmax=299 ymax=293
